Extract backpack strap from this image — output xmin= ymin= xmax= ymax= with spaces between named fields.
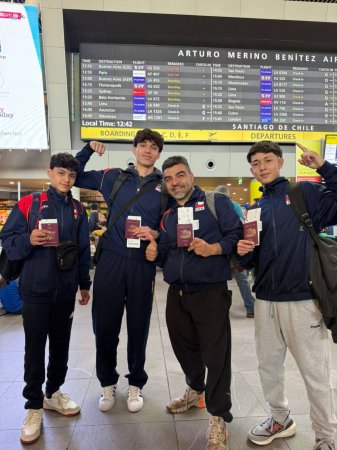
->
xmin=28 ymin=192 xmax=43 ymax=231
xmin=108 ymin=171 xmax=130 ymax=207
xmin=288 ymin=183 xmax=319 ymax=244
xmin=204 ymin=190 xmax=218 ymax=221
xmin=160 ymin=192 xmax=170 ymax=216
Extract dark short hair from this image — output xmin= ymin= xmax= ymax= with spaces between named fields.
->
xmin=133 ymin=128 xmax=164 ymax=152
xmin=247 ymin=141 xmax=283 ymax=163
xmin=162 ymin=155 xmax=191 ymax=173
xmin=50 ymin=153 xmax=80 ymax=175
xmin=90 ymin=203 xmax=98 ymax=210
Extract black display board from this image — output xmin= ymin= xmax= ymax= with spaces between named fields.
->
xmin=80 ymin=43 xmax=337 ymax=142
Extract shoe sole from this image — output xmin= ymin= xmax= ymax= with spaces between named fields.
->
xmin=128 ymin=404 xmax=143 ymax=413
xmin=99 ymin=403 xmax=115 ymax=412
xmin=249 ymin=422 xmax=296 ymax=446
xmin=20 ymin=436 xmax=40 ymax=445
xmin=43 ymin=404 xmax=80 ymax=417
xmin=99 ymin=394 xmax=116 ymax=412
xmin=167 ymin=397 xmax=206 ymax=414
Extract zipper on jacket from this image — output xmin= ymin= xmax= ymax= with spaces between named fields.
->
xmin=270 ymin=192 xmax=277 ymax=291
xmin=180 ymin=248 xmax=185 ymax=285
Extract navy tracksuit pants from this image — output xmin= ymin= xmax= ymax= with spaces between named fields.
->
xmin=22 ymin=300 xmax=75 ymax=410
xmin=93 ymin=249 xmax=155 ymax=389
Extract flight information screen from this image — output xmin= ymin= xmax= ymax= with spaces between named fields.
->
xmin=80 ymin=44 xmax=337 ymax=143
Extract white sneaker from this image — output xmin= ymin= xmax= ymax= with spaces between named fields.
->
xmin=43 ymin=391 xmax=80 ymax=416
xmin=99 ymin=385 xmax=117 ymax=412
xmin=127 ymin=385 xmax=143 ymax=412
xmin=20 ymin=409 xmax=43 ymax=444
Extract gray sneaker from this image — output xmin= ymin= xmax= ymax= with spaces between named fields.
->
xmin=248 ymin=414 xmax=296 ymax=445
xmin=166 ymin=386 xmax=205 ymax=414
xmin=206 ymin=416 xmax=229 ymax=450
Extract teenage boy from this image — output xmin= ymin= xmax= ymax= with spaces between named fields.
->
xmin=75 ymin=128 xmax=164 ymax=413
xmin=0 ymin=153 xmax=91 ymax=444
xmin=146 ymin=156 xmax=242 ymax=450
xmin=237 ymin=141 xmax=337 ymax=450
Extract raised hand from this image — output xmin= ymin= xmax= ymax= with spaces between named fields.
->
xmin=297 ymin=142 xmax=324 ymax=169
xmin=89 ymin=141 xmax=106 ymax=156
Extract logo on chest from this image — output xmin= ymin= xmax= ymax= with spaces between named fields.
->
xmin=194 ymin=201 xmax=205 ymax=212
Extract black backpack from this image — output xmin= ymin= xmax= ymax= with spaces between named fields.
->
xmin=289 ymin=182 xmax=337 ymax=342
xmin=0 ymin=193 xmax=41 ymax=281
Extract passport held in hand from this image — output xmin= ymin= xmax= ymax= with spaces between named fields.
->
xmin=177 ymin=223 xmax=194 ymax=247
xmin=125 ymin=218 xmax=141 ymax=239
xmin=243 ymin=220 xmax=259 ymax=245
xmin=39 ymin=219 xmax=59 ymax=246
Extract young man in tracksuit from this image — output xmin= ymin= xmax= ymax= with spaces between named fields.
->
xmin=146 ymin=156 xmax=242 ymax=450
xmin=237 ymin=141 xmax=337 ymax=450
xmin=0 ymin=153 xmax=91 ymax=444
xmin=74 ymin=129 xmax=164 ymax=413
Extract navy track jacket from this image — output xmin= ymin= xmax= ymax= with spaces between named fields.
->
xmin=240 ymin=161 xmax=337 ymax=302
xmin=75 ymin=143 xmax=163 ymax=261
xmin=0 ymin=186 xmax=91 ymax=303
xmin=157 ymin=187 xmax=243 ymax=292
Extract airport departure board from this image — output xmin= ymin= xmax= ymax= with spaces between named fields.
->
xmin=80 ymin=44 xmax=337 ymax=143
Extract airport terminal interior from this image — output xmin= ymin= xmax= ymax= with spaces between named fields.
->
xmin=2 ymin=0 xmax=337 ymax=449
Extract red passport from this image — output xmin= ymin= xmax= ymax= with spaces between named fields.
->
xmin=125 ymin=218 xmax=141 ymax=239
xmin=177 ymin=223 xmax=194 ymax=247
xmin=39 ymin=219 xmax=59 ymax=247
xmin=243 ymin=221 xmax=259 ymax=245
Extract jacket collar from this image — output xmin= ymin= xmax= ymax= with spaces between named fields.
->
xmin=262 ymin=177 xmax=289 ymax=196
xmin=124 ymin=166 xmax=162 ymax=180
xmin=48 ymin=185 xmax=73 ymax=204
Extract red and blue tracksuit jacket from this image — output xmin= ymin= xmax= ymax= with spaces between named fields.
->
xmin=156 ymin=186 xmax=243 ymax=292
xmin=0 ymin=186 xmax=91 ymax=303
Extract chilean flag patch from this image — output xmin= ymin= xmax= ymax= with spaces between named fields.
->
xmin=195 ymin=201 xmax=205 ymax=212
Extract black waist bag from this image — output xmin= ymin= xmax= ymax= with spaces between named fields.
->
xmin=56 ymin=241 xmax=78 ymax=271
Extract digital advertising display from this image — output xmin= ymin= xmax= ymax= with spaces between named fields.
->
xmin=0 ymin=3 xmax=48 ymax=149
xmin=80 ymin=43 xmax=337 ymax=143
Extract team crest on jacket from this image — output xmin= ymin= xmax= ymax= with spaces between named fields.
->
xmin=155 ymin=183 xmax=162 ymax=192
xmin=195 ymin=201 xmax=205 ymax=212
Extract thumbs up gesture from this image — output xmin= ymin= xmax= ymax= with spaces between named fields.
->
xmin=146 ymin=234 xmax=158 ymax=261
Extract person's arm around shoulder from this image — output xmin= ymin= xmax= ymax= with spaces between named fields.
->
xmin=76 ymin=203 xmax=91 ymax=305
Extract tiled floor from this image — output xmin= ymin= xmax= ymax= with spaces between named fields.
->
xmin=0 ymin=271 xmax=337 ymax=450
